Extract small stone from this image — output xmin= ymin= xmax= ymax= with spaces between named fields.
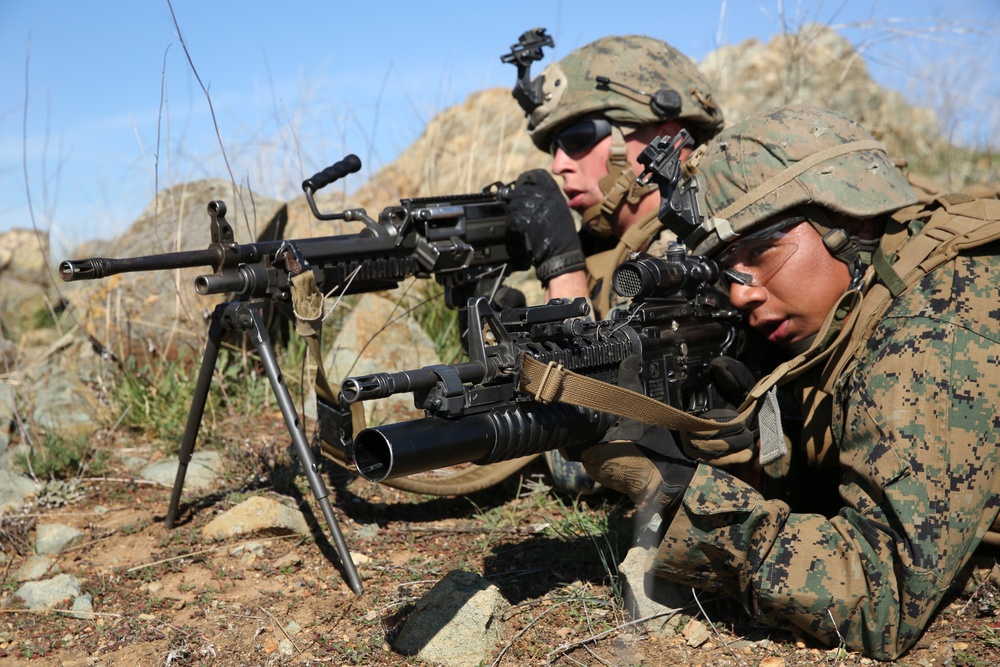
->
xmin=682 ymin=618 xmax=711 ymax=647
xmin=36 ymin=524 xmax=85 ymax=555
xmin=69 ymin=594 xmax=94 ymax=619
xmin=273 ymin=552 xmax=303 ymax=570
xmin=15 ymin=555 xmax=54 ymax=582
xmin=201 ymin=496 xmax=309 ymax=541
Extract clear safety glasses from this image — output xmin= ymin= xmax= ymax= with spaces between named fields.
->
xmin=550 ymin=118 xmax=613 ymax=156
xmin=717 ymin=216 xmax=806 ymax=288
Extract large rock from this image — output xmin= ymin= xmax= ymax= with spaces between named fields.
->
xmin=320 ymin=293 xmax=443 ymax=427
xmin=60 ymin=179 xmax=287 ymax=359
xmin=394 ymin=570 xmax=510 ymax=667
xmin=699 ymin=24 xmax=993 ymax=188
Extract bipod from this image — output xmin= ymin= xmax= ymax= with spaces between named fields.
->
xmin=163 ymin=299 xmax=363 ymax=594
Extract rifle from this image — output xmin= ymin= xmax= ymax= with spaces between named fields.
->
xmin=58 ymin=155 xmax=533 ymax=595
xmin=340 ymin=246 xmax=742 ymax=483
xmin=335 ymin=128 xmax=747 ymax=483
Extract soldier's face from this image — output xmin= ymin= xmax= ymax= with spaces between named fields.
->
xmin=550 ymin=120 xmax=686 ymax=214
xmin=550 ymin=120 xmax=615 ymax=213
xmin=724 ymin=221 xmax=852 ymax=347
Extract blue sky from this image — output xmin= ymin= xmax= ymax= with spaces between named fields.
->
xmin=2 ymin=1 xmax=998 ymax=252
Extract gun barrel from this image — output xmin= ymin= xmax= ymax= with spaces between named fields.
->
xmin=353 ymin=402 xmax=613 ymax=482
xmin=341 ymin=361 xmax=488 ymax=403
xmin=59 ymin=248 xmax=222 ymax=282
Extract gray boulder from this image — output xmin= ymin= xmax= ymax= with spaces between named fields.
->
xmin=394 ymin=570 xmax=510 ymax=667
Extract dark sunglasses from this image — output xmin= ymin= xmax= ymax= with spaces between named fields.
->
xmin=550 ymin=118 xmax=613 ymax=156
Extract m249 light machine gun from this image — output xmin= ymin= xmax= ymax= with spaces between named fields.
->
xmin=58 ymin=155 xmax=533 ymax=595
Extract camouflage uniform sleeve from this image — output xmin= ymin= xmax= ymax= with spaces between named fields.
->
xmin=651 ymin=253 xmax=1000 ymax=660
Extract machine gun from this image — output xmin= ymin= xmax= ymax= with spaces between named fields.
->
xmin=60 ymin=154 xmax=529 ymax=309
xmin=58 ymin=155 xmax=533 ymax=596
xmin=340 ymin=246 xmax=741 ymax=483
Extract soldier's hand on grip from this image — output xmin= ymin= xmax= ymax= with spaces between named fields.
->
xmin=681 ymin=408 xmax=756 ymax=467
xmin=576 ymin=420 xmax=696 ymax=512
xmin=508 ymin=169 xmax=586 ymax=286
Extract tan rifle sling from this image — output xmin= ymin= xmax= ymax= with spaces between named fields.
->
xmin=521 ymin=195 xmax=1000 ymax=454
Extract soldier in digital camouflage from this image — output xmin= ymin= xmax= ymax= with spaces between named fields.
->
xmin=505 ymin=33 xmax=724 ymax=493
xmin=579 ymin=104 xmax=1000 ymax=659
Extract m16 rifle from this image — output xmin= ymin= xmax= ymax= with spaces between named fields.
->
xmin=335 ymin=129 xmax=746 ymax=485
xmin=58 ymin=155 xmax=533 ymax=595
xmin=340 ymin=247 xmax=741 ymax=483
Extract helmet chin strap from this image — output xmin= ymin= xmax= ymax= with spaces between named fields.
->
xmin=785 ymin=207 xmax=879 ymax=355
xmin=581 ymin=125 xmax=658 ymax=238
xmin=801 ymin=205 xmax=870 ymax=288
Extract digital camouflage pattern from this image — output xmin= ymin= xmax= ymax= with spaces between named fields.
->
xmin=652 ymin=245 xmax=1000 ymax=659
xmin=648 ymin=105 xmax=1000 ymax=660
xmin=689 ymin=105 xmax=917 ymax=257
xmin=527 ymin=35 xmax=723 ymax=152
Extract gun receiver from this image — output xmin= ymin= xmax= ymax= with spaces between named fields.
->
xmin=342 ymin=250 xmax=742 ymax=483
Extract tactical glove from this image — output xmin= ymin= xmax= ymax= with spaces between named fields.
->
xmin=709 ymin=355 xmax=757 ymax=407
xmin=570 ymin=418 xmax=696 ymax=512
xmin=508 ymin=169 xmax=586 ymax=286
xmin=682 ymin=408 xmax=757 ymax=467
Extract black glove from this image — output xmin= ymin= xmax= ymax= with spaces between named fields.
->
xmin=508 ymin=169 xmax=586 ymax=286
xmin=564 ymin=354 xmax=696 ymax=510
xmin=709 ymin=355 xmax=757 ymax=407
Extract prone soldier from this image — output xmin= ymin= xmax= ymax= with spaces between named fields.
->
xmin=577 ymin=104 xmax=1000 ymax=659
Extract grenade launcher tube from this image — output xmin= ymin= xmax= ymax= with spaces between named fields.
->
xmin=353 ymin=402 xmax=614 ymax=482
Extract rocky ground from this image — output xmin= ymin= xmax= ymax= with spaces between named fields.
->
xmin=2 ymin=423 xmax=1000 ymax=667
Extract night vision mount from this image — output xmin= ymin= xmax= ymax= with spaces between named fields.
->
xmin=636 ymin=129 xmax=708 ymax=245
xmin=501 ymin=27 xmax=554 ymax=113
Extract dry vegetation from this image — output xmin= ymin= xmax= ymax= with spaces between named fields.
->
xmin=2 ymin=414 xmax=1000 ymax=666
xmin=4 ymin=6 xmax=1000 ymax=666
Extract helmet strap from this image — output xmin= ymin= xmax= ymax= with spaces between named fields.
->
xmin=581 ymin=125 xmax=657 ymax=237
xmin=802 ymin=205 xmax=873 ymax=291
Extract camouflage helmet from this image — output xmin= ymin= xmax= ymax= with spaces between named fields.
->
xmin=527 ymin=35 xmax=724 ymax=152
xmin=688 ymin=104 xmax=919 ymax=257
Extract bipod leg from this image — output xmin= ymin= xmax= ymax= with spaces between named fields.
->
xmin=236 ymin=303 xmax=363 ymax=595
xmin=165 ymin=302 xmax=227 ymax=530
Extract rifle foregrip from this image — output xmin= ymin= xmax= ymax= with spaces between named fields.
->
xmin=302 ymin=154 xmax=362 ymax=192
xmin=353 ymin=402 xmax=612 ymax=482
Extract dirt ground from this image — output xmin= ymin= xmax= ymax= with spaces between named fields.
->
xmin=2 ymin=437 xmax=1000 ymax=667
